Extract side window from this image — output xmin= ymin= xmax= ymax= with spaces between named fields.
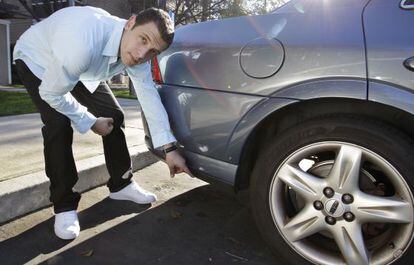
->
xmin=401 ymin=0 xmax=414 ymax=9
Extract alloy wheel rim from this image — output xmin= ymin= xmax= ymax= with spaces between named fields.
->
xmin=269 ymin=141 xmax=414 ymax=265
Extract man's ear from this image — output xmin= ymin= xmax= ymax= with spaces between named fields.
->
xmin=125 ymin=15 xmax=137 ymax=31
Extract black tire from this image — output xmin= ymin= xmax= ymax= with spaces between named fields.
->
xmin=250 ymin=115 xmax=414 ymax=265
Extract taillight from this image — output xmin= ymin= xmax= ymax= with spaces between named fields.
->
xmin=151 ymin=56 xmax=163 ymax=84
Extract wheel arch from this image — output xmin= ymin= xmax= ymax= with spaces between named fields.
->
xmin=234 ymin=97 xmax=414 ymax=191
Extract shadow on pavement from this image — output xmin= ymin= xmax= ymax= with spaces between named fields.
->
xmin=0 ymin=185 xmax=277 ymax=265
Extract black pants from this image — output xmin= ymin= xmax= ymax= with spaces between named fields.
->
xmin=15 ymin=60 xmax=132 ymax=213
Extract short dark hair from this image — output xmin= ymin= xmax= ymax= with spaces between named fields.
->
xmin=133 ymin=8 xmax=175 ymax=48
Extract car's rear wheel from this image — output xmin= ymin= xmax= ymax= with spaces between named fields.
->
xmin=250 ymin=115 xmax=414 ymax=265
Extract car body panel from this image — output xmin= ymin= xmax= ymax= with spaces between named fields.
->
xmin=270 ymin=78 xmax=366 ymax=99
xmin=364 ymin=0 xmax=414 ymax=92
xmin=158 ymin=85 xmax=263 ymax=162
xmin=226 ymin=97 xmax=298 ymax=163
xmin=159 ymin=0 xmax=369 ymax=96
xmin=364 ymin=0 xmax=414 ymax=113
xmin=369 ymin=81 xmax=414 ymax=116
xmin=182 ymin=149 xmax=238 ymax=185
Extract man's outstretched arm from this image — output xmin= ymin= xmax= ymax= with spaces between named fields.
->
xmin=128 ymin=62 xmax=193 ymax=177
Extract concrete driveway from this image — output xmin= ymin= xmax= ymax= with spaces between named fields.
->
xmin=0 ymin=162 xmax=278 ymax=265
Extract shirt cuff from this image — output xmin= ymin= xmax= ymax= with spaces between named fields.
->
xmin=151 ymin=130 xmax=177 ymax=149
xmin=73 ymin=111 xmax=97 ymax=134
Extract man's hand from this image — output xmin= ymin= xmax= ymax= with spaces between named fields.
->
xmin=165 ymin=150 xmax=193 ymax=178
xmin=91 ymin=117 xmax=114 ymax=136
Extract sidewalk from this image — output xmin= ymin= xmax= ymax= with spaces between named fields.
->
xmin=0 ymin=96 xmax=158 ymax=224
xmin=0 ymin=163 xmax=277 ymax=265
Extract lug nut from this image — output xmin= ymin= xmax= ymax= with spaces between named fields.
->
xmin=343 ymin=212 xmax=355 ymax=222
xmin=313 ymin=200 xmax=324 ymax=210
xmin=323 ymin=187 xmax=335 ymax=198
xmin=342 ymin=193 xmax=354 ymax=204
xmin=325 ymin=216 xmax=336 ymax=225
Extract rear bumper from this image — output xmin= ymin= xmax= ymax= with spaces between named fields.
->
xmin=144 ymin=133 xmax=237 ymax=186
xmin=141 ymin=86 xmax=238 ymax=186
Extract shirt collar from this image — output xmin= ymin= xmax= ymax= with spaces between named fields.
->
xmin=102 ymin=20 xmax=126 ymax=65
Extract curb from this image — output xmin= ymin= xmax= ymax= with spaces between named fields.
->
xmin=0 ymin=144 xmax=157 ymax=224
xmin=0 ymin=87 xmax=27 ymax=93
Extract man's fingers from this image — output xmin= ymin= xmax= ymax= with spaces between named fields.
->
xmin=106 ymin=118 xmax=114 ymax=135
xmin=107 ymin=118 xmax=114 ymax=126
xmin=183 ymin=166 xmax=194 ymax=177
xmin=174 ymin=165 xmax=194 ymax=178
xmin=107 ymin=118 xmax=114 ymax=127
xmin=175 ymin=167 xmax=184 ymax=174
xmin=168 ymin=164 xmax=175 ymax=178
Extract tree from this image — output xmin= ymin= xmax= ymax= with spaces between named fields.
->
xmin=171 ymin=0 xmax=246 ymax=25
xmin=243 ymin=0 xmax=287 ymax=15
xmin=129 ymin=0 xmax=158 ymax=13
xmin=218 ymin=0 xmax=246 ymax=19
xmin=165 ymin=0 xmax=288 ymax=26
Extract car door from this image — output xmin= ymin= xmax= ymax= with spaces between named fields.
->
xmin=364 ymin=0 xmax=414 ymax=112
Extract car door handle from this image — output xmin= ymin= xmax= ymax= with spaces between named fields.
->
xmin=403 ymin=56 xmax=414 ymax=72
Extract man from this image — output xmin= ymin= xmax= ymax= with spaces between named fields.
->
xmin=13 ymin=6 xmax=191 ymax=240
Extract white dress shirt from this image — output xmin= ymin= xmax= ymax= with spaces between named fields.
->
xmin=13 ymin=6 xmax=176 ymax=148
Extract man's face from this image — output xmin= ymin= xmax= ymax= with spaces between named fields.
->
xmin=120 ymin=16 xmax=168 ymax=67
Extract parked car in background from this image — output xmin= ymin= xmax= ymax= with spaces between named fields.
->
xmin=143 ymin=0 xmax=414 ymax=264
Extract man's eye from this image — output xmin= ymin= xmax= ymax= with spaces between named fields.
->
xmin=141 ymin=37 xmax=147 ymax=44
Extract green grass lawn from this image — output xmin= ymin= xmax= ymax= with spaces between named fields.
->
xmin=0 ymin=89 xmax=135 ymax=117
xmin=111 ymin=89 xmax=137 ymax=99
xmin=0 ymin=91 xmax=37 ymax=116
